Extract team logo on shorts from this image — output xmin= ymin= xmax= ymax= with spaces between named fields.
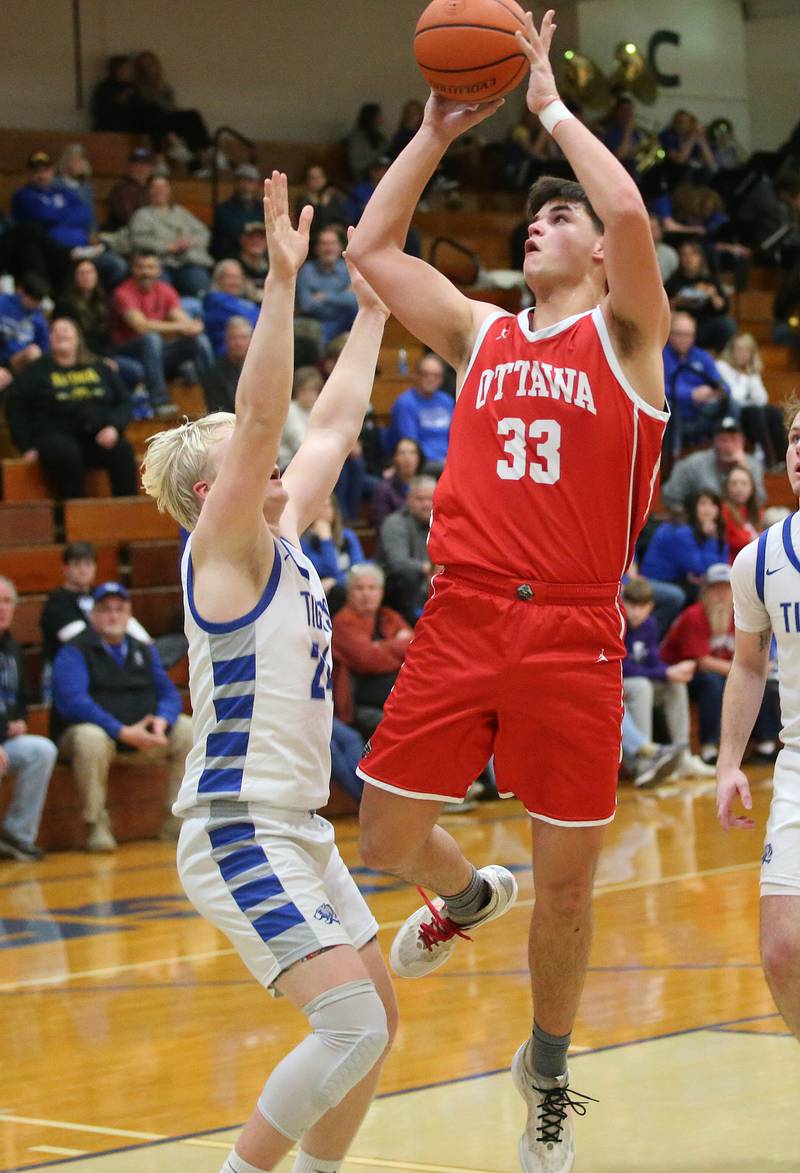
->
xmin=314 ymin=903 xmax=340 ymax=925
xmin=762 ymin=842 xmax=773 ymax=865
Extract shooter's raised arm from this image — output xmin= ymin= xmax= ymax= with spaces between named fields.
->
xmin=514 ymin=10 xmax=669 ymax=361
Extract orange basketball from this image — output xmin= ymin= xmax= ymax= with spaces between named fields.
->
xmin=414 ymin=0 xmax=529 ymax=103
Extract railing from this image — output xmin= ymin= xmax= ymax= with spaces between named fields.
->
xmin=210 ymin=125 xmax=257 ymax=210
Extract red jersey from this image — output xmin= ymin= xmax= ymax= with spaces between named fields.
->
xmin=428 ymin=306 xmax=669 ymax=585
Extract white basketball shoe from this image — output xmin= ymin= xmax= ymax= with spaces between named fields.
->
xmin=512 ymin=1042 xmax=596 ymax=1173
xmin=389 ymin=864 xmax=517 ymax=978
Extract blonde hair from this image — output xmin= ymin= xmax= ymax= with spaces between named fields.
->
xmin=141 ymin=412 xmax=235 ymax=530
xmin=783 ymin=392 xmax=800 ymax=431
xmin=718 ymin=332 xmax=762 ymax=374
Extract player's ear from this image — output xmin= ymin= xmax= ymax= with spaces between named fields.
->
xmin=193 ymin=479 xmax=211 ymax=503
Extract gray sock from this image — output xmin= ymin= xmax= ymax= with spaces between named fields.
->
xmin=443 ymin=866 xmax=491 ymax=925
xmin=532 ymin=1020 xmax=571 ymax=1080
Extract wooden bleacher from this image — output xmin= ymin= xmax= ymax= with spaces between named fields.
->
xmin=64 ymin=495 xmax=179 ymax=542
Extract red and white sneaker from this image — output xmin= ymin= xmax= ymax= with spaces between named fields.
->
xmin=389 ymin=864 xmax=517 ymax=978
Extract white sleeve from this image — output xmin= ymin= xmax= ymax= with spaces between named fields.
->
xmin=730 ymin=538 xmax=770 ymax=632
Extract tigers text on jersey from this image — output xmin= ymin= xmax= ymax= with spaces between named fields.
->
xmin=428 ymin=307 xmax=669 ymax=583
xmin=732 ymin=512 xmax=800 ymax=753
xmin=173 ymin=535 xmax=334 ymax=816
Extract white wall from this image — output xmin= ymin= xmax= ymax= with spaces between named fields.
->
xmin=0 ymin=0 xmax=572 ymax=143
xmin=745 ymin=14 xmax=800 ymax=150
xmin=576 ymin=0 xmax=752 ymax=147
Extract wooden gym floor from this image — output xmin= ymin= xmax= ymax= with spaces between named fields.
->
xmin=2 ymin=768 xmax=799 ymax=1172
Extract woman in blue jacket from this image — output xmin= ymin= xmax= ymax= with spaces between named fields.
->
xmin=301 ymin=495 xmax=366 ymax=617
xmin=640 ymin=490 xmax=729 ymax=632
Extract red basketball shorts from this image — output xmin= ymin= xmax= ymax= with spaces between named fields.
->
xmin=356 ymin=568 xmax=626 ymax=826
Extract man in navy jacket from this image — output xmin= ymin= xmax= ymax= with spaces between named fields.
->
xmin=52 ymin=582 xmax=191 ymax=851
xmin=663 ymin=311 xmax=733 ymax=451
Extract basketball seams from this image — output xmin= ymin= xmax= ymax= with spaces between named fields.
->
xmin=415 ymin=23 xmax=522 ymax=37
xmin=416 ymin=52 xmax=526 ymax=74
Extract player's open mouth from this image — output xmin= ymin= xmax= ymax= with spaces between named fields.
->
xmin=270 ymin=467 xmax=281 ymax=481
xmin=525 ymin=240 xmax=540 ymax=254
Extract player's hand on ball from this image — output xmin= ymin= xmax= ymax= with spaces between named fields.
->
xmin=422 ymin=91 xmax=505 ymax=142
xmin=515 ymin=9 xmax=561 ymax=116
xmin=716 ymin=766 xmax=755 ymax=832
xmin=344 ymin=229 xmax=390 ymax=318
xmin=263 ymin=171 xmax=313 ymax=278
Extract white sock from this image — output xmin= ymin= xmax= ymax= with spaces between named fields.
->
xmin=292 ymin=1152 xmax=342 ymax=1173
xmin=221 ymin=1152 xmax=268 ymax=1173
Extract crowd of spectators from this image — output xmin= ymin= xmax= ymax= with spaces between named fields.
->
xmin=3 ymin=88 xmax=800 ymax=854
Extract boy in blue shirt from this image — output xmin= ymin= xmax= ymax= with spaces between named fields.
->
xmin=0 ymin=273 xmax=50 ymax=391
xmin=387 ymin=353 xmax=454 ymax=467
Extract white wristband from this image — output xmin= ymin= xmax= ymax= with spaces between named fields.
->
xmin=538 ymin=99 xmax=575 ymax=136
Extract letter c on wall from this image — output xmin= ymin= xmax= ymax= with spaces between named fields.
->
xmin=648 ymin=30 xmax=681 ymax=88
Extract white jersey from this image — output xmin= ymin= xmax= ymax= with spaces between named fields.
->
xmin=731 ymin=512 xmax=800 ymax=752
xmin=173 ymin=535 xmax=333 ymax=816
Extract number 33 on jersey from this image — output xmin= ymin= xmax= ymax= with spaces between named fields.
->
xmin=428 ymin=307 xmax=669 ymax=585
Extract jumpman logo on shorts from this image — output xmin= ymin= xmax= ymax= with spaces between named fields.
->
xmin=595 ymin=649 xmax=609 ymax=663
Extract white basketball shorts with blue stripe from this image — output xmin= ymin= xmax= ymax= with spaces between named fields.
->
xmin=177 ymin=802 xmax=378 ymax=990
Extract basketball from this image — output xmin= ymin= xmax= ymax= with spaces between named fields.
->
xmin=414 ymin=0 xmax=530 ymax=103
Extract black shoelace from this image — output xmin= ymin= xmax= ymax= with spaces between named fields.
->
xmin=534 ymin=1084 xmax=598 ymax=1145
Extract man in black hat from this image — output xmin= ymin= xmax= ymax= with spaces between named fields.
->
xmin=10 ymin=150 xmax=126 ymax=289
xmin=662 ymin=414 xmax=767 ymax=511
xmin=51 ymin=581 xmax=190 ymax=850
xmin=211 ymin=162 xmax=263 ymax=260
xmin=106 ymin=147 xmax=155 ymax=230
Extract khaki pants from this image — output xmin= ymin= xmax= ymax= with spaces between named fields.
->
xmin=59 ymin=715 xmax=193 ymax=824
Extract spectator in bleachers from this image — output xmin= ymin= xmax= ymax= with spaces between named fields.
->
xmin=661 ymin=415 xmax=766 ymax=512
xmin=90 ymin=55 xmax=139 ymax=133
xmin=621 ymin=577 xmax=714 ymax=780
xmin=640 ymin=490 xmax=729 ymax=628
xmin=660 ymin=109 xmax=717 ymax=186
xmin=106 ymin=147 xmax=155 ymax=231
xmin=370 ymin=437 xmax=424 ymax=529
xmin=301 ymin=495 xmax=365 ymax=615
xmin=651 ymin=214 xmax=679 ymax=284
xmin=332 ymin=564 xmax=413 ymax=738
xmin=391 ymin=99 xmax=425 ymax=158
xmin=602 ymin=96 xmax=650 ymax=181
xmin=346 ymin=103 xmax=390 ymax=183
xmin=129 ymin=176 xmax=213 ymax=296
xmin=720 ymin=466 xmax=763 ymax=560
xmin=10 ymin=150 xmax=126 ymax=290
xmin=377 ymin=475 xmax=436 ymax=622
xmin=211 ymin=164 xmax=262 ymax=260
xmin=346 ymin=157 xmax=421 ymax=258
xmin=737 ymin=171 xmax=800 ymax=267
xmin=202 ymin=260 xmax=259 ymax=356
xmin=51 ymin=581 xmax=192 ymax=850
xmin=133 ymin=51 xmax=212 ymax=170
xmin=235 ymin=221 xmax=269 ymax=302
xmin=56 ymin=144 xmax=95 ymax=229
xmin=53 ymin=259 xmax=147 ymax=408
xmin=386 ymin=353 xmax=454 ymax=470
xmin=663 ymin=311 xmax=733 ymax=450
xmin=296 ymin=226 xmax=358 ymax=346
xmin=660 ymin=562 xmax=778 ymax=765
xmin=0 ymin=272 xmax=50 ymax=392
xmin=200 ymin=315 xmax=252 ymax=413
xmin=39 ymin=542 xmax=153 ymax=670
xmin=278 ymin=365 xmax=323 ymax=469
xmin=0 ymin=576 xmax=57 ymax=861
xmin=665 ymin=241 xmax=736 ymax=353
xmin=294 ymin=164 xmax=349 ymax=236
xmin=111 ymin=250 xmax=212 ymax=416
xmin=6 ymin=317 xmax=138 ymax=500
xmin=716 ymin=333 xmax=786 ymax=469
